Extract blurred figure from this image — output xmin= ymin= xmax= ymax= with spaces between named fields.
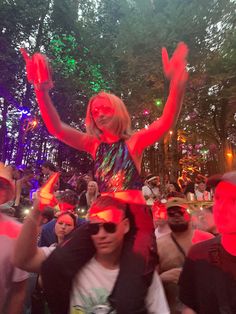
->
xmin=177 ymin=170 xmax=191 ymax=192
xmin=157 ymin=197 xmax=213 ymax=314
xmin=0 ymin=163 xmax=28 ymax=313
xmin=152 ymin=200 xmax=170 ymax=239
xmin=197 ymin=206 xmax=218 ymax=236
xmin=165 ymin=182 xmax=181 ymax=198
xmin=31 ymin=212 xmax=77 ymax=314
xmin=142 ymin=174 xmax=160 ymax=205
xmin=195 ymin=181 xmax=211 ymax=201
xmin=38 ymin=190 xmax=80 ymax=247
xmin=180 ymin=171 xmax=236 ymax=314
xmin=78 ymin=181 xmax=99 ymax=213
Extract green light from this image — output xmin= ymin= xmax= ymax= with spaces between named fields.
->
xmin=155 ymin=99 xmax=162 ymax=107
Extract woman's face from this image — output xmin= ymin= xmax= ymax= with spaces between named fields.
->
xmin=54 ymin=214 xmax=75 ymax=239
xmin=168 ymin=184 xmax=176 ymax=193
xmin=91 ymin=97 xmax=115 ymax=131
xmin=87 ymin=181 xmax=97 ymax=194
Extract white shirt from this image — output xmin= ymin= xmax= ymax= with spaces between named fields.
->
xmin=195 ymin=190 xmax=211 ymax=201
xmin=42 ymin=249 xmax=170 ymax=314
xmin=70 ymin=257 xmax=169 ymax=314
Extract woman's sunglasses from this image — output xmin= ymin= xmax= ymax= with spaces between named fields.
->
xmin=88 ymin=220 xmax=124 ymax=235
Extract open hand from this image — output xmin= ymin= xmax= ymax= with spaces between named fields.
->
xmin=162 ymin=42 xmax=189 ymax=86
xmin=20 ymin=48 xmax=53 ymax=90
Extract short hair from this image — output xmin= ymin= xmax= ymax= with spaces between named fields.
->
xmin=42 ymin=161 xmax=56 ymax=172
xmin=85 ymin=92 xmax=132 ymax=140
xmin=88 ymin=196 xmax=128 ymax=217
xmin=60 ymin=190 xmax=78 ymax=206
xmin=41 ymin=207 xmax=55 ymax=222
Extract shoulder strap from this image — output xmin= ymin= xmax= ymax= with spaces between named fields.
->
xmin=170 ymin=233 xmax=186 ymax=258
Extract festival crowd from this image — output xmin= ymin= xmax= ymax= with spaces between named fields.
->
xmin=0 ymin=42 xmax=235 ymax=314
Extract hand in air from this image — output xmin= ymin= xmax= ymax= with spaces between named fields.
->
xmin=20 ymin=48 xmax=53 ymax=90
xmin=37 ymin=172 xmax=60 ymax=211
xmin=162 ymin=42 xmax=189 ymax=87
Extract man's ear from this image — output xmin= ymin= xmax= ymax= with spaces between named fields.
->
xmin=123 ymin=218 xmax=130 ymax=234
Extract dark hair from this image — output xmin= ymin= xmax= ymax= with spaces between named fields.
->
xmin=60 ymin=190 xmax=78 ymax=206
xmin=42 ymin=161 xmax=57 ymax=172
xmin=184 ymin=182 xmax=195 ymax=195
xmin=89 ymin=196 xmax=128 ymax=216
xmin=41 ymin=207 xmax=55 ymax=222
xmin=169 ymin=181 xmax=181 ymax=192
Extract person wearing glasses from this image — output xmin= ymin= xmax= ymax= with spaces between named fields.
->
xmin=21 ymin=42 xmax=188 ymax=314
xmin=15 ymin=195 xmax=170 ymax=314
xmin=156 ymin=197 xmax=213 ymax=314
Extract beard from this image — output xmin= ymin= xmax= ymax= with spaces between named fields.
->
xmin=169 ymin=222 xmax=189 ymax=233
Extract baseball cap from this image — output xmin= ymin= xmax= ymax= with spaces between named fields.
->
xmin=166 ymin=197 xmax=189 ymax=210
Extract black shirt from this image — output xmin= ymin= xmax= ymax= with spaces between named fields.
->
xmin=179 ymin=236 xmax=236 ymax=314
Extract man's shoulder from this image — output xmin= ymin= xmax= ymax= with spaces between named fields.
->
xmin=192 ymin=229 xmax=214 ymax=244
xmin=188 ymin=236 xmax=221 ymax=261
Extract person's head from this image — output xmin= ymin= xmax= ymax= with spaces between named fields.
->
xmin=87 ymin=181 xmax=99 ymax=196
xmin=85 ymin=92 xmax=132 ymax=140
xmin=54 ymin=212 xmax=77 ymax=243
xmin=198 ymin=206 xmax=217 ymax=234
xmin=87 ymin=196 xmax=130 ymax=257
xmin=146 ymin=174 xmax=157 ymax=187
xmin=183 ymin=181 xmax=195 ymax=195
xmin=166 ymin=182 xmax=180 ymax=194
xmin=42 ymin=161 xmax=56 ymax=175
xmin=212 ymin=171 xmax=236 ymax=235
xmin=182 ymin=170 xmax=187 ymax=178
xmin=166 ymin=197 xmax=191 ymax=233
xmin=83 ymin=173 xmax=93 ymax=183
xmin=58 ymin=190 xmax=78 ymax=212
xmin=41 ymin=207 xmax=55 ymax=225
xmin=197 ymin=181 xmax=206 ymax=192
xmin=152 ymin=200 xmax=168 ymax=228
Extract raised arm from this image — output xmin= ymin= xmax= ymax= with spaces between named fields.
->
xmin=20 ymin=49 xmax=98 ymax=156
xmin=14 ymin=173 xmax=59 ymax=273
xmin=131 ymin=42 xmax=188 ymax=155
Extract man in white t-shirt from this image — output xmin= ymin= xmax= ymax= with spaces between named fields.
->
xmin=0 ymin=163 xmax=28 ymax=313
xmin=15 ymin=194 xmax=170 ymax=314
xmin=142 ymin=175 xmax=160 ymax=205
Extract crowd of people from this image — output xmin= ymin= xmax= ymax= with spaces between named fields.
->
xmin=0 ymin=41 xmax=235 ymax=314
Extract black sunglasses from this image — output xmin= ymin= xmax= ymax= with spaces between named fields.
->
xmin=167 ymin=208 xmax=187 ymax=217
xmin=88 ymin=220 xmax=124 ymax=235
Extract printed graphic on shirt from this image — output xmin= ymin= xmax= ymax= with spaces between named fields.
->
xmin=70 ymin=287 xmax=115 ymax=314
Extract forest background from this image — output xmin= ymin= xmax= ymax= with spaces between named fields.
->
xmin=0 ymin=0 xmax=235 ymax=179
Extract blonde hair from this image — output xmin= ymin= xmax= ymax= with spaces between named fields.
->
xmin=85 ymin=91 xmax=132 ymax=140
xmin=86 ymin=180 xmax=99 ymax=206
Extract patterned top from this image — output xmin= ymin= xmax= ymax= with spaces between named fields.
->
xmin=94 ymin=140 xmax=143 ymax=193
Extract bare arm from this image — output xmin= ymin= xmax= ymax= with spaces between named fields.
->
xmin=35 ymin=88 xmax=98 ymax=156
xmin=130 ymin=42 xmax=188 ymax=156
xmin=14 ymin=204 xmax=46 ymax=273
xmin=21 ymin=49 xmax=98 ymax=157
xmin=7 ymin=279 xmax=27 ymax=314
xmin=14 ymin=180 xmax=22 ymax=207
